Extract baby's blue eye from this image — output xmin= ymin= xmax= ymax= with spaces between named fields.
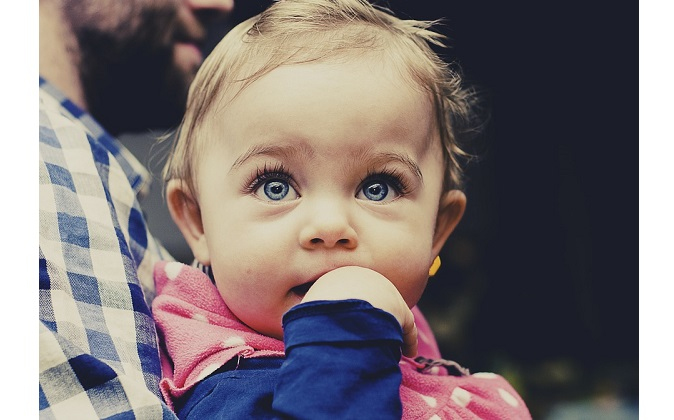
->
xmin=361 ymin=181 xmax=390 ymax=201
xmin=263 ymin=180 xmax=291 ymax=201
xmin=249 ymin=165 xmax=299 ymax=202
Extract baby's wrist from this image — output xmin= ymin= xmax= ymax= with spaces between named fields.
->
xmin=283 ymin=299 xmax=403 ymax=348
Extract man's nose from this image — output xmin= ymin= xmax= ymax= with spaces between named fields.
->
xmin=183 ymin=0 xmax=234 ymax=23
xmin=299 ymin=201 xmax=358 ymax=250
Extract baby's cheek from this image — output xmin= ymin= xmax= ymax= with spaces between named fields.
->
xmin=388 ymin=259 xmax=430 ymax=307
xmin=402 ymin=276 xmax=429 ymax=308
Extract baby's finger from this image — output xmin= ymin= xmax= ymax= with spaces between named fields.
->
xmin=401 ymin=309 xmax=418 ymax=358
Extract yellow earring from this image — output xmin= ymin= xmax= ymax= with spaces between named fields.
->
xmin=429 ymin=256 xmax=441 ymax=277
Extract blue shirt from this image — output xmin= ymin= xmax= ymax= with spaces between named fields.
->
xmin=176 ymin=300 xmax=404 ymax=419
xmin=39 ymin=78 xmax=176 ymax=419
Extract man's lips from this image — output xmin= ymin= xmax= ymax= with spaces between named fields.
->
xmin=175 ymin=41 xmax=203 ymax=65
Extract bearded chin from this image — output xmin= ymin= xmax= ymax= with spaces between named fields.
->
xmin=78 ymin=34 xmax=192 ymax=135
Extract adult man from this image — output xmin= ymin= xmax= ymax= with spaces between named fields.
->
xmin=39 ymin=0 xmax=233 ymax=417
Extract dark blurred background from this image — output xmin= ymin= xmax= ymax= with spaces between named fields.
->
xmin=120 ymin=1 xmax=638 ymax=418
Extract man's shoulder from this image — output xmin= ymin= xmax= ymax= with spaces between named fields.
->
xmin=39 ymin=78 xmax=151 ymax=193
xmin=39 ymin=82 xmax=92 ymax=150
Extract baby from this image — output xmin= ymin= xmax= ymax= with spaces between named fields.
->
xmin=153 ymin=0 xmax=532 ymax=418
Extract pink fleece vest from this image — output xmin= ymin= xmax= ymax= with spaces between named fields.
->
xmin=153 ymin=261 xmax=531 ymax=419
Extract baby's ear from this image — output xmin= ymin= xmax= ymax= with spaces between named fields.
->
xmin=431 ymin=190 xmax=467 ymax=257
xmin=166 ymin=179 xmax=211 ymax=265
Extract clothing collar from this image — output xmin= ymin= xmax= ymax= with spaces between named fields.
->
xmin=39 ymin=76 xmax=152 ymax=199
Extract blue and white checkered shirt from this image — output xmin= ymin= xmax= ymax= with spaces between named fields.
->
xmin=39 ymin=77 xmax=177 ymax=419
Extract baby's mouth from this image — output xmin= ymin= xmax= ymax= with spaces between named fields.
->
xmin=291 ymin=281 xmax=316 ymax=297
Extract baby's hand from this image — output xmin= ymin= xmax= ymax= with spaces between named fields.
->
xmin=301 ymin=266 xmax=418 ymax=357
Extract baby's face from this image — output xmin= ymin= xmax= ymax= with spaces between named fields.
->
xmin=194 ymin=58 xmax=452 ymax=339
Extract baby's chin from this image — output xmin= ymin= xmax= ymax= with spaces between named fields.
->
xmin=256 ymin=294 xmax=318 ymax=341
xmin=252 ymin=323 xmax=284 ymax=342
xmin=236 ymin=311 xmax=288 ymax=342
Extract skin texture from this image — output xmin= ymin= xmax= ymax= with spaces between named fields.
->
xmin=45 ymin=0 xmax=234 ymax=134
xmin=168 ymin=57 xmax=466 ymax=357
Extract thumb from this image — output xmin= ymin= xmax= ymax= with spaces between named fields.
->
xmin=400 ymin=308 xmax=418 ymax=358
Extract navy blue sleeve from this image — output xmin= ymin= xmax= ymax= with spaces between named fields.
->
xmin=176 ymin=299 xmax=404 ymax=419
xmin=274 ymin=299 xmax=404 ymax=418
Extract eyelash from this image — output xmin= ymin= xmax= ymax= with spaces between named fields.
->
xmin=244 ymin=163 xmax=295 ymax=194
xmin=244 ymin=164 xmax=411 ymax=197
xmin=359 ymin=168 xmax=411 ymax=196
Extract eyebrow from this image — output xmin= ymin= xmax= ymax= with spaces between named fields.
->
xmin=367 ymin=152 xmax=424 ymax=184
xmin=230 ymin=143 xmax=423 ymax=183
xmin=229 ymin=143 xmax=315 ymax=173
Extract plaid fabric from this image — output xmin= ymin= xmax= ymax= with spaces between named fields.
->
xmin=39 ymin=78 xmax=177 ymax=419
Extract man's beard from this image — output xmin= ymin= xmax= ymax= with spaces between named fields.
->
xmin=77 ymin=34 xmax=193 ymax=136
xmin=66 ymin=1 xmax=196 ymax=135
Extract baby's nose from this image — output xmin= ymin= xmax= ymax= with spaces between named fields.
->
xmin=299 ymin=203 xmax=358 ymax=249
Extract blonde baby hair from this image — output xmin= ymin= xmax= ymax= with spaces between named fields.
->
xmin=163 ymin=0 xmax=479 ymax=199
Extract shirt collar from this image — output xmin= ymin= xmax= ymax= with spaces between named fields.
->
xmin=39 ymin=76 xmax=153 ymax=198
